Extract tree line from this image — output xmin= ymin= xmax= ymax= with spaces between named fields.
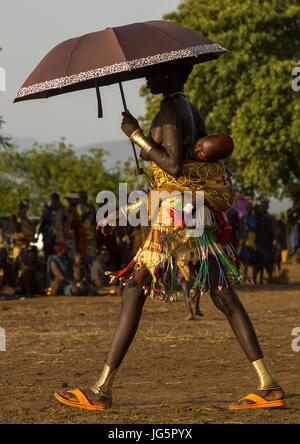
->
xmin=139 ymin=0 xmax=300 ymax=200
xmin=0 ymin=140 xmax=148 ymax=216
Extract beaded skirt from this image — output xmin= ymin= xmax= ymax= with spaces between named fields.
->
xmin=106 ymin=160 xmax=247 ymax=302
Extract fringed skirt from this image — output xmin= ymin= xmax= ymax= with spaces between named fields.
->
xmin=106 ymin=197 xmax=248 ymax=302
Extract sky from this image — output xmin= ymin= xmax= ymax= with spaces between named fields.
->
xmin=0 ymin=0 xmax=180 ymax=146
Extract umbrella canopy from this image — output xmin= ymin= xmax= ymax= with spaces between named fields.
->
xmin=14 ymin=20 xmax=228 ymax=103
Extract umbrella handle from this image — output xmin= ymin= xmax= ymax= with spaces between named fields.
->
xmin=118 ymin=81 xmax=143 ymax=175
xmin=118 ymin=81 xmax=154 ymax=188
xmin=95 ymin=84 xmax=103 ymax=118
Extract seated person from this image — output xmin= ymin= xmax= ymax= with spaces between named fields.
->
xmin=90 ymin=246 xmax=119 ymax=296
xmin=0 ymin=247 xmax=18 ymax=298
xmin=71 ymin=252 xmax=96 ymax=296
xmin=46 ymin=242 xmax=81 ymax=296
xmin=11 ymin=199 xmax=37 ymax=261
xmin=23 ymin=246 xmax=45 ymax=295
xmin=17 ymin=246 xmax=45 ymax=297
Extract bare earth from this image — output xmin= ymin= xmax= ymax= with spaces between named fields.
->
xmin=0 ymin=261 xmax=299 ymax=424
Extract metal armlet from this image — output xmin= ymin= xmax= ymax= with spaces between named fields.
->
xmin=129 ymin=129 xmax=155 ymax=153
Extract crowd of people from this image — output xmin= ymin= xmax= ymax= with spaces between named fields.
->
xmin=0 ymin=191 xmax=298 ymax=299
xmin=228 ymin=198 xmax=300 ymax=284
xmin=0 ymin=191 xmax=137 ymax=299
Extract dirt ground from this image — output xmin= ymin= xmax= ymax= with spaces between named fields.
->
xmin=0 ymin=260 xmax=299 ymax=425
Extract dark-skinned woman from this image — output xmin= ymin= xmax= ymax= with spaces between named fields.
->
xmin=55 ymin=61 xmax=284 ymax=411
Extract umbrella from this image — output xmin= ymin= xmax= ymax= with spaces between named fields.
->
xmin=14 ymin=20 xmax=228 ymax=174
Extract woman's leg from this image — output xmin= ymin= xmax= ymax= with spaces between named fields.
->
xmin=86 ymin=268 xmax=152 ymax=405
xmin=208 ymin=255 xmax=262 ymax=362
xmin=208 ymin=255 xmax=284 ymax=405
xmin=105 ymin=269 xmax=151 ymax=369
xmin=55 ymin=268 xmax=152 ymax=408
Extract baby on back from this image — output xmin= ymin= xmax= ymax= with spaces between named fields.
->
xmin=193 ymin=133 xmax=234 ymax=162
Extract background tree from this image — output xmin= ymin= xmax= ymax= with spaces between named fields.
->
xmin=0 ymin=117 xmax=11 ymax=150
xmin=0 ymin=140 xmax=147 ymax=216
xmin=140 ymin=0 xmax=300 ymax=199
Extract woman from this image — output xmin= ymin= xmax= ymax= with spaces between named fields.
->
xmin=55 ymin=61 xmax=284 ymax=411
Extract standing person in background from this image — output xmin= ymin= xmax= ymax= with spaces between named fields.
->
xmin=96 ymin=203 xmax=122 ymax=271
xmin=38 ymin=200 xmax=55 ymax=260
xmin=11 ymin=200 xmax=36 ymax=261
xmin=0 ymin=247 xmax=18 ymax=298
xmin=226 ymin=207 xmax=240 ymax=252
xmin=65 ymin=192 xmax=87 ymax=263
xmin=78 ymin=191 xmax=97 ymax=263
xmin=273 ymin=214 xmax=287 ymax=271
xmin=287 ymin=196 xmax=300 ymax=254
xmin=0 ymin=222 xmax=10 ymax=251
xmin=253 ymin=204 xmax=274 ymax=284
xmin=260 ymin=200 xmax=274 ymax=227
xmin=240 ymin=202 xmax=257 ymax=277
xmin=50 ymin=193 xmax=68 ymax=247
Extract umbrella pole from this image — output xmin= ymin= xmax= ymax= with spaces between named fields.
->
xmin=118 ymin=81 xmax=144 ymax=176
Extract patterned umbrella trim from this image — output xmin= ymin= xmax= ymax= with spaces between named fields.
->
xmin=15 ymin=43 xmax=227 ymax=99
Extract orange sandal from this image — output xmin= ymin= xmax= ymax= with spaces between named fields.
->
xmin=229 ymin=393 xmax=285 ymax=410
xmin=54 ymin=389 xmax=110 ymax=411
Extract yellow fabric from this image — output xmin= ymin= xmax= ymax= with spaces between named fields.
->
xmin=135 ymin=226 xmax=203 ymax=281
xmin=150 ymin=160 xmax=237 ymax=213
xmin=281 ymin=249 xmax=288 ymax=263
xmin=247 ymin=232 xmax=256 ymax=249
xmin=13 ymin=245 xmax=22 ymax=261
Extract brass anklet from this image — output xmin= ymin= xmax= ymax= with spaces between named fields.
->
xmin=252 ymin=358 xmax=281 ymax=391
xmin=90 ymin=364 xmax=118 ymax=398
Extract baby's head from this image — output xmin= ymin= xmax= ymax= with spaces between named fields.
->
xmin=193 ymin=133 xmax=234 ymax=162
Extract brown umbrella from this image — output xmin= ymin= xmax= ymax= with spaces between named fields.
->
xmin=14 ymin=20 xmax=228 ymax=172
